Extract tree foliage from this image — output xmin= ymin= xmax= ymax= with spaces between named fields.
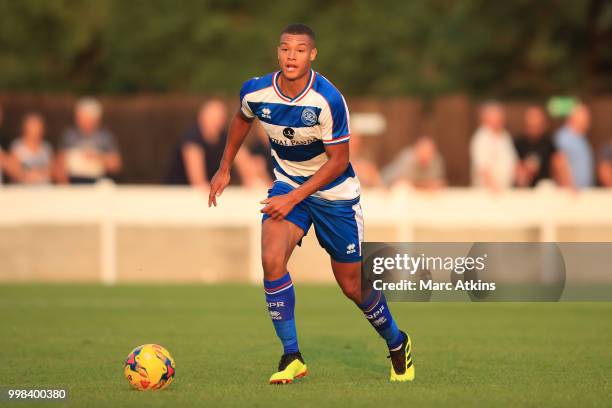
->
xmin=0 ymin=0 xmax=610 ymax=97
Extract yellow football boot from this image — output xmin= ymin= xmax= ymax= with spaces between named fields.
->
xmin=389 ymin=331 xmax=415 ymax=382
xmin=269 ymin=352 xmax=308 ymax=384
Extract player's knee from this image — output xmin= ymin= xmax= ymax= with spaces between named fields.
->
xmin=261 ymin=251 xmax=286 ymax=280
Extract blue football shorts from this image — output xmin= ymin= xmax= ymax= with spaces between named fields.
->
xmin=262 ymin=181 xmax=363 ymax=263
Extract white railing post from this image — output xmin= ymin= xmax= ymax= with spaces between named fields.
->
xmin=99 ymin=180 xmax=117 ymax=285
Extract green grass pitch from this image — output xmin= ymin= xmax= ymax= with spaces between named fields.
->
xmin=1 ymin=285 xmax=611 ymax=407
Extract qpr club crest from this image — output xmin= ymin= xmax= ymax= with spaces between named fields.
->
xmin=301 ymin=107 xmax=318 ymax=126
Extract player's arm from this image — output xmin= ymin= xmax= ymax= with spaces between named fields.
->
xmin=208 ymin=111 xmax=253 ymax=206
xmin=260 ymin=143 xmax=348 ymax=220
xmin=297 ymin=143 xmax=349 ymax=199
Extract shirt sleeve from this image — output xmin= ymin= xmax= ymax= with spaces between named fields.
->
xmin=180 ymin=125 xmax=204 ymax=148
xmin=320 ymin=93 xmax=350 ymax=145
xmin=239 ymin=80 xmax=256 ymax=120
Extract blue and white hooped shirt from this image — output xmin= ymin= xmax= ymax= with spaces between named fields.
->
xmin=240 ymin=69 xmax=360 ymax=202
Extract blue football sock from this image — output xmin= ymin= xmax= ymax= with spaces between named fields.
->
xmin=264 ymin=273 xmax=299 ymax=354
xmin=360 ymin=289 xmax=404 ymax=350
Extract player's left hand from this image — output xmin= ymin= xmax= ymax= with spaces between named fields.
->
xmin=260 ymin=194 xmax=298 ymax=220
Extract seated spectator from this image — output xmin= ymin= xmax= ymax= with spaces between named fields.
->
xmin=165 ymin=99 xmax=259 ymax=188
xmin=470 ymin=102 xmax=517 ymax=190
xmin=5 ymin=113 xmax=53 ymax=185
xmin=598 ymin=141 xmax=612 ymax=187
xmin=55 ymin=97 xmax=122 ymax=184
xmin=514 ymin=106 xmax=572 ymax=187
xmin=382 ymin=135 xmax=445 ymax=189
xmin=554 ymin=104 xmax=594 ymax=188
xmin=351 ymin=131 xmax=382 ymax=188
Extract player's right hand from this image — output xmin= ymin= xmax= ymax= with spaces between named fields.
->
xmin=208 ymin=169 xmax=230 ymax=207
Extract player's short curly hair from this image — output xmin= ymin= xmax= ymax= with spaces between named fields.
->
xmin=281 ymin=23 xmax=316 ymax=43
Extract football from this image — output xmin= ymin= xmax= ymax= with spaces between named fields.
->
xmin=124 ymin=344 xmax=175 ymax=390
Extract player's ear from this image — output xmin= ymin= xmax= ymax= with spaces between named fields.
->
xmin=310 ymin=47 xmax=317 ymax=62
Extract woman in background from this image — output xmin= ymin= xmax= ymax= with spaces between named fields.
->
xmin=5 ymin=112 xmax=53 ymax=185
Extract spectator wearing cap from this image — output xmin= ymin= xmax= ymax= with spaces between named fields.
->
xmin=553 ymin=104 xmax=594 ymax=189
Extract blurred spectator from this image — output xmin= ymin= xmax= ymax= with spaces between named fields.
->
xmin=55 ymin=97 xmax=122 ymax=184
xmin=350 ymin=132 xmax=382 ymax=187
xmin=165 ymin=99 xmax=259 ymax=188
xmin=5 ymin=113 xmax=53 ymax=185
xmin=514 ymin=106 xmax=572 ymax=187
xmin=243 ymin=126 xmax=274 ymax=187
xmin=0 ymin=148 xmax=4 ymax=185
xmin=382 ymin=136 xmax=445 ymax=189
xmin=0 ymin=102 xmax=6 ymax=149
xmin=0 ymin=104 xmax=4 ymax=184
xmin=554 ymin=104 xmax=594 ymax=188
xmin=598 ymin=141 xmax=612 ymax=187
xmin=470 ymin=102 xmax=517 ymax=190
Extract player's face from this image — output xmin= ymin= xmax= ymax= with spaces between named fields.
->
xmin=277 ymin=33 xmax=317 ymax=80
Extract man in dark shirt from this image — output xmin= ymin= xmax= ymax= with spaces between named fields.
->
xmin=514 ymin=106 xmax=570 ymax=187
xmin=166 ymin=100 xmax=229 ymax=186
xmin=166 ymin=99 xmax=262 ymax=188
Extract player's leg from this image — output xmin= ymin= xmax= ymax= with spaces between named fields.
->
xmin=331 ymin=260 xmax=414 ymax=381
xmin=262 ymin=219 xmax=308 ymax=384
xmin=309 ymin=199 xmax=414 ymax=381
xmin=331 ymin=260 xmax=404 ymax=350
xmin=261 ymin=217 xmax=304 ymax=357
xmin=261 ymin=182 xmax=312 ymax=384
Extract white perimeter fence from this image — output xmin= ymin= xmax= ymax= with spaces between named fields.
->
xmin=1 ymin=183 xmax=611 ymax=284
